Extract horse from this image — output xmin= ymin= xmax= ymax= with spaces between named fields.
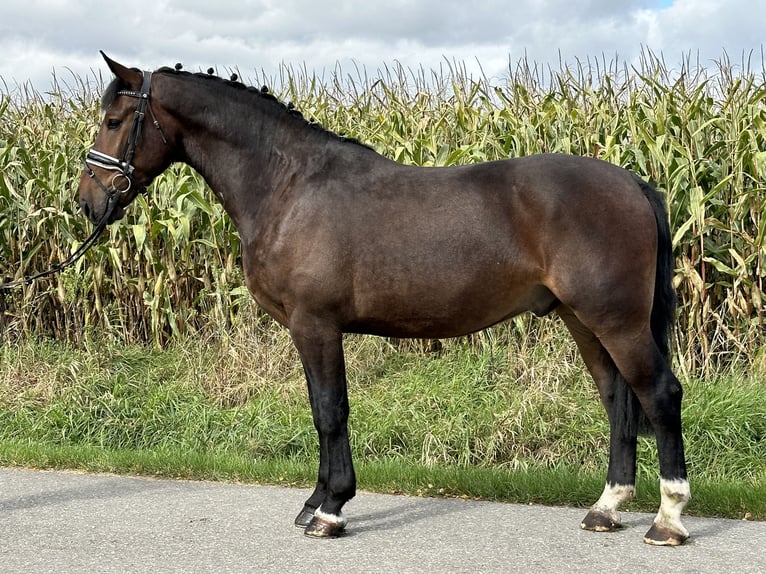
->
xmin=78 ymin=52 xmax=690 ymax=545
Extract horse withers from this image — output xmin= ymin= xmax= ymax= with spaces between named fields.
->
xmin=78 ymin=52 xmax=690 ymax=545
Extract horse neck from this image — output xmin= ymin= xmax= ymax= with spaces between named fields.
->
xmin=158 ymin=74 xmax=355 ymax=228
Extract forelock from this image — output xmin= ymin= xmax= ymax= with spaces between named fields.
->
xmin=101 ymin=78 xmax=121 ymax=111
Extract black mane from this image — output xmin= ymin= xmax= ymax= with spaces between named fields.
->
xmin=102 ymin=66 xmax=370 ymax=150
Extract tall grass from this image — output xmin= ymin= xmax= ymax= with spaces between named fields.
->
xmin=0 ymin=329 xmax=763 ymax=517
xmin=1 ymin=51 xmax=765 ymax=375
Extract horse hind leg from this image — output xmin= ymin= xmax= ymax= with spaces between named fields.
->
xmin=582 ymin=361 xmax=648 ymax=532
xmin=644 ymin=478 xmax=691 ymax=546
xmin=599 ymin=328 xmax=690 ymax=546
xmin=558 ymin=307 xmax=638 ymax=532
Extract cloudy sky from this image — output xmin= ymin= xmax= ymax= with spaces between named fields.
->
xmin=0 ymin=0 xmax=763 ymax=93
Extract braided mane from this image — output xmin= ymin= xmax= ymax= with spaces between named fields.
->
xmin=101 ymin=65 xmax=370 ymax=149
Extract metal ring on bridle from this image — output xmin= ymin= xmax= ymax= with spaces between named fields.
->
xmin=110 ymin=172 xmax=132 ymax=194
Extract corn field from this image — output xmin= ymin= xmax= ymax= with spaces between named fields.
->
xmin=1 ymin=52 xmax=765 ymax=375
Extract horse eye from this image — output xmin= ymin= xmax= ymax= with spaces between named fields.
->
xmin=106 ymin=118 xmax=122 ymax=130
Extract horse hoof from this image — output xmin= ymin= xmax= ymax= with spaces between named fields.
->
xmin=580 ymin=509 xmax=621 ymax=532
xmin=643 ymin=523 xmax=688 ymax=546
xmin=304 ymin=515 xmax=346 ymax=538
xmin=294 ymin=507 xmax=316 ymax=528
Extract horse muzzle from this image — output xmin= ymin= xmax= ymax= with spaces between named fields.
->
xmin=80 ymin=154 xmax=147 ymax=225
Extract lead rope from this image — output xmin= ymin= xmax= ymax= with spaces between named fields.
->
xmin=0 ymin=190 xmax=120 ymax=291
xmin=0 ymin=191 xmax=120 ymax=342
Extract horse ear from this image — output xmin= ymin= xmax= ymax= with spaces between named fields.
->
xmin=100 ymin=51 xmax=142 ymax=87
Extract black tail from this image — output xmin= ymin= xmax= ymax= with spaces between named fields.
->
xmin=611 ymin=176 xmax=676 ymax=437
xmin=635 ymin=175 xmax=676 ymax=362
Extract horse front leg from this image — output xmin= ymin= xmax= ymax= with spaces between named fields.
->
xmin=289 ymin=314 xmax=355 ymax=538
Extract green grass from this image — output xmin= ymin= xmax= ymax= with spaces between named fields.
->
xmin=0 ymin=442 xmax=762 ymax=520
xmin=0 ymin=329 xmax=763 ymax=520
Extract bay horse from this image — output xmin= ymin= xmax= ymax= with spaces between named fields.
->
xmin=78 ymin=53 xmax=690 ymax=545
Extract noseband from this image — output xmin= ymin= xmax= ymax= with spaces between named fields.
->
xmin=83 ymin=70 xmax=167 ymax=220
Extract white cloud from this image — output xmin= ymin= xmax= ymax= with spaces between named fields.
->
xmin=0 ymin=0 xmax=763 ymax=94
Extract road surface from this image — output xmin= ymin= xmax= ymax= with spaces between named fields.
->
xmin=0 ymin=467 xmax=763 ymax=573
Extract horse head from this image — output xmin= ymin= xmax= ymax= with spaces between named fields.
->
xmin=78 ymin=52 xmax=175 ymax=225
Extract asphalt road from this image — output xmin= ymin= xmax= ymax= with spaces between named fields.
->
xmin=0 ymin=467 xmax=763 ymax=573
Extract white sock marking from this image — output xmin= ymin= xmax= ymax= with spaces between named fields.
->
xmin=589 ymin=482 xmax=635 ymax=526
xmin=315 ymin=506 xmax=348 ymax=528
xmin=653 ymin=478 xmax=690 ymax=537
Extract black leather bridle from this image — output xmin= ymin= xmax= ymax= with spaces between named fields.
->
xmin=83 ymin=70 xmax=167 ymax=216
